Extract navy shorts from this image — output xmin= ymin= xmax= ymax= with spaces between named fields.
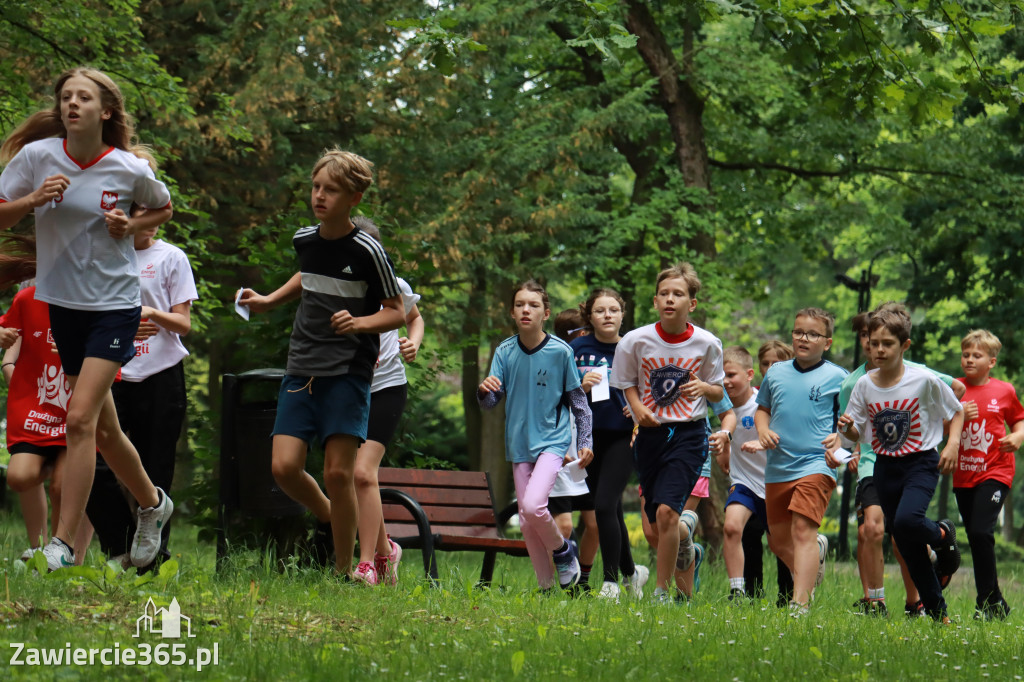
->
xmin=634 ymin=420 xmax=706 ymax=524
xmin=366 ymin=383 xmax=408 ymax=445
xmin=726 ymin=482 xmax=768 ymax=528
xmin=272 ymin=374 xmax=371 ymax=447
xmin=48 ymin=304 xmax=140 ymax=375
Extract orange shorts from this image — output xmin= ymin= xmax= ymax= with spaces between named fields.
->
xmin=765 ymin=474 xmax=836 ymax=527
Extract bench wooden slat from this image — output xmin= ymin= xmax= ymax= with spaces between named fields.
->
xmin=387 ymin=523 xmax=504 ymax=540
xmin=382 ymin=504 xmax=498 ymax=527
xmin=377 ymin=486 xmax=494 ymax=507
xmin=378 ymin=468 xmax=490 ymax=489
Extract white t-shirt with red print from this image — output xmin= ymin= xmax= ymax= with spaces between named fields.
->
xmin=846 ymin=364 xmax=962 ymax=457
xmin=610 ymin=321 xmax=725 ymax=424
xmin=0 ymin=287 xmax=68 ymax=447
xmin=121 ymin=239 xmax=198 ymax=382
xmin=955 ymin=377 xmax=1024 ymax=488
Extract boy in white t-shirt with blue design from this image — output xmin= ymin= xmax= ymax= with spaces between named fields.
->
xmin=611 ymin=262 xmax=724 ymax=602
xmin=833 ymin=307 xmax=964 ymax=623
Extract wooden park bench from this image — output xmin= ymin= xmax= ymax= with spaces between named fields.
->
xmin=378 ymin=467 xmax=528 ymax=585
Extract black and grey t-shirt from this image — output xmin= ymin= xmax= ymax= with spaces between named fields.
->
xmin=286 ymin=225 xmax=401 ymax=379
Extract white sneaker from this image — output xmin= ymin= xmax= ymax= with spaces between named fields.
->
xmin=40 ymin=538 xmax=75 ymax=572
xmin=815 ymin=534 xmax=829 ymax=588
xmin=623 ymin=565 xmax=650 ymax=598
xmin=131 ymin=487 xmax=173 ymax=567
xmin=598 ymin=581 xmax=621 ymax=600
xmin=109 ymin=553 xmax=132 ymax=570
xmin=652 ymin=587 xmax=674 ymax=604
xmin=676 ymin=510 xmax=698 ymax=570
xmin=18 ymin=547 xmax=41 ymax=562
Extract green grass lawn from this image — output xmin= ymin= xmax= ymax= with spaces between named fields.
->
xmin=1 ymin=505 xmax=1023 ymax=681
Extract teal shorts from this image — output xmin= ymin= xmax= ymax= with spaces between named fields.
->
xmin=272 ymin=373 xmax=370 ymax=446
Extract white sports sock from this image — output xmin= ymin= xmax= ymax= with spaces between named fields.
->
xmin=868 ymin=587 xmax=884 ymax=600
xmin=730 ymin=577 xmax=745 ymax=591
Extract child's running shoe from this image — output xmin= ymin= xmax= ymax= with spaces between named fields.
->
xmin=553 ymin=541 xmax=581 ymax=589
xmin=623 ymin=565 xmax=649 ymax=598
xmin=598 ymin=581 xmax=621 ymax=600
xmin=676 ymin=510 xmax=698 ymax=570
xmin=652 ymin=587 xmax=674 ymax=605
xmin=353 ymin=561 xmax=379 ymax=585
xmin=974 ymin=597 xmax=1011 ymax=621
xmin=374 ymin=536 xmax=402 ymax=585
xmin=934 ymin=520 xmax=960 ymax=589
xmin=131 ymin=487 xmax=173 ymax=567
xmin=18 ymin=547 xmax=41 ymax=563
xmin=308 ymin=520 xmax=334 ymax=568
xmin=693 ymin=543 xmax=704 ymax=593
xmin=814 ymin=534 xmax=828 ymax=588
xmin=905 ymin=600 xmax=926 ymax=618
xmin=40 ymin=538 xmax=75 ymax=572
xmin=728 ymin=588 xmax=746 ymax=604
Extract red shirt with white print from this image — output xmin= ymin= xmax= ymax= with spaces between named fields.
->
xmin=0 ymin=287 xmax=68 ymax=447
xmin=955 ymin=377 xmax=1024 ymax=488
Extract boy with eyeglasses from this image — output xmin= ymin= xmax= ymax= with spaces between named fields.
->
xmin=754 ymin=308 xmax=847 ymax=614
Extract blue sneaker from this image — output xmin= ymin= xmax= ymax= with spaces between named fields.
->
xmin=693 ymin=543 xmax=704 ymax=593
xmin=553 ymin=541 xmax=581 ymax=589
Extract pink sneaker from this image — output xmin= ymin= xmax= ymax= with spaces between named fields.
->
xmin=374 ymin=537 xmax=403 ymax=586
xmin=353 ymin=561 xmax=379 ymax=585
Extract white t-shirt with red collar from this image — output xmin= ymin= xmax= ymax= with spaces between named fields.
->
xmin=0 ymin=138 xmax=172 ymax=311
xmin=121 ymin=239 xmax=198 ymax=382
xmin=955 ymin=377 xmax=1024 ymax=488
xmin=610 ymin=321 xmax=725 ymax=424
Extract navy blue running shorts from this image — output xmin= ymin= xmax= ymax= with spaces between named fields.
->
xmin=726 ymin=482 xmax=768 ymax=528
xmin=634 ymin=420 xmax=707 ymax=524
xmin=48 ymin=304 xmax=141 ymax=376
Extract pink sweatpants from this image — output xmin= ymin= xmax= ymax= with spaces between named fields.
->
xmin=512 ymin=452 xmax=566 ymax=589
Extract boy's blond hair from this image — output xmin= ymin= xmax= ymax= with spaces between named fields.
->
xmin=723 ymin=345 xmax=753 ymax=370
xmin=961 ymin=329 xmax=1002 ymax=357
xmin=312 ymin=148 xmax=374 ymax=193
xmin=757 ymin=339 xmax=793 ymax=363
xmin=655 ymin=261 xmax=701 ymax=298
xmin=795 ymin=307 xmax=836 ymax=338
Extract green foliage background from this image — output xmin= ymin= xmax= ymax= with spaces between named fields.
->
xmin=4 ymin=0 xmax=1024 ymax=543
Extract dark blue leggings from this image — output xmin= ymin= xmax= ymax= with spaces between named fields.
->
xmin=874 ymin=450 xmax=945 ymax=616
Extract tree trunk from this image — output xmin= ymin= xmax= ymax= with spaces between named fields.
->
xmin=625 ymin=2 xmax=715 ymax=259
xmin=462 ymin=269 xmax=486 ymax=470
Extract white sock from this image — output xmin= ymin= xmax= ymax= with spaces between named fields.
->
xmin=868 ymin=587 xmax=884 ymax=600
xmin=730 ymin=577 xmax=745 ymax=591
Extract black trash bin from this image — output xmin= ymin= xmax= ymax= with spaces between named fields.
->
xmin=217 ymin=369 xmax=306 ymax=566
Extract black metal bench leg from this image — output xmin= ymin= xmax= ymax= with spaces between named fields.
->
xmin=479 ymin=551 xmax=497 ymax=587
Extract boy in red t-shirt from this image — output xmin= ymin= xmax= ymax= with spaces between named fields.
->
xmin=956 ymin=329 xmax=1024 ymax=620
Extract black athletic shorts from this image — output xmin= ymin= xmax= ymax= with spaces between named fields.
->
xmin=366 ymin=383 xmax=408 ymax=445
